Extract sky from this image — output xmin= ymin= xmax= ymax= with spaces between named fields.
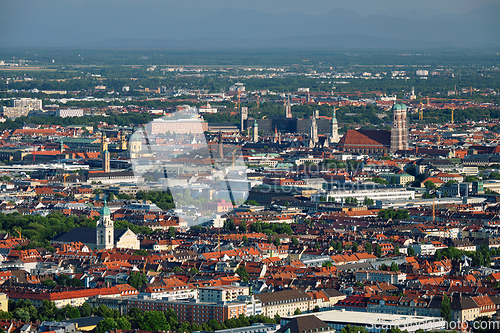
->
xmin=0 ymin=0 xmax=499 ymax=48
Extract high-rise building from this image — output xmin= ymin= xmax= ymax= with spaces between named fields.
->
xmin=330 ymin=107 xmax=339 ymax=144
xmin=96 ymin=201 xmax=114 ymax=249
xmin=241 ymin=107 xmax=248 ymax=132
xmin=390 ymin=103 xmax=408 ymax=153
xmin=13 ymin=98 xmax=42 ymax=110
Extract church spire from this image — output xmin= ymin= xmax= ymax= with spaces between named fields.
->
xmin=330 ymin=106 xmax=339 ymax=144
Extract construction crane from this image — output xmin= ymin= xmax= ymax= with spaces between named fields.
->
xmin=63 ymin=173 xmax=70 ymax=187
xmin=235 ymin=90 xmax=241 ymax=110
xmin=256 ymin=95 xmax=260 ymax=109
xmin=14 ymin=228 xmax=21 ymax=239
xmin=302 ymin=60 xmax=310 ymax=66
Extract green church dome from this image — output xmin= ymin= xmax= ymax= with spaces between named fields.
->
xmin=393 ymin=103 xmax=407 ymax=111
xmin=100 ymin=201 xmax=111 ymax=216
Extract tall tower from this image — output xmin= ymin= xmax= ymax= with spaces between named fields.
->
xmin=96 ymin=200 xmax=114 ymax=250
xmin=309 ymin=116 xmax=318 ymax=148
xmin=390 ymin=103 xmax=408 ymax=153
xmin=252 ymin=120 xmax=259 ymax=143
xmin=330 ymin=107 xmax=339 ymax=144
xmin=285 ymin=94 xmax=292 ymax=118
xmin=120 ymin=131 xmax=128 ymax=151
xmin=241 ymin=107 xmax=248 ymax=133
xmin=101 ymin=132 xmax=110 ymax=173
xmin=100 ymin=132 xmax=108 ymax=158
xmin=103 ymin=149 xmax=110 ymax=173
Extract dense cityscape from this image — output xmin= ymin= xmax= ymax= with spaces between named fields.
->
xmin=0 ymin=47 xmax=498 ymax=333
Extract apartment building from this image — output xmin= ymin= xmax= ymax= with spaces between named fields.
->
xmin=355 ymin=270 xmax=407 ymax=285
xmin=256 ymin=289 xmax=312 ymax=317
xmin=127 ymin=298 xmax=247 ymax=324
xmin=199 ymin=285 xmax=250 ymax=303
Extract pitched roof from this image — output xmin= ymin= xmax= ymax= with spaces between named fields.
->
xmin=52 ymin=227 xmax=128 ymax=244
xmin=276 ymin=315 xmax=332 ymax=333
xmin=338 ymin=129 xmax=391 ymax=148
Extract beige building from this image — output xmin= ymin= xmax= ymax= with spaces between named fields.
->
xmin=256 ymin=289 xmax=312 ymax=317
xmin=0 ymin=293 xmax=7 ymax=312
xmin=199 ymin=285 xmax=250 ymax=303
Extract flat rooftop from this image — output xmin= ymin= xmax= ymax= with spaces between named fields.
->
xmin=282 ymin=309 xmax=445 ymax=327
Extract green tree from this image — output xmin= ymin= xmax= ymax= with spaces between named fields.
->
xmin=64 ymin=305 xmax=81 ymax=319
xmin=374 ymin=244 xmax=382 ymax=258
xmin=291 ymin=237 xmax=299 ymax=246
xmin=352 ymin=242 xmax=358 ymax=253
xmin=139 ymin=311 xmax=169 ymax=331
xmin=424 ymin=180 xmax=437 ymax=191
xmin=294 ymin=308 xmax=302 ymax=315
xmin=434 ymin=249 xmax=443 ymax=261
xmin=393 ymin=245 xmax=400 ymax=255
xmin=441 ymin=294 xmax=451 ymax=322
xmin=168 ymin=226 xmax=176 ymax=238
xmin=133 ymin=249 xmax=149 ymax=256
xmin=42 ymin=279 xmax=56 ymax=286
xmin=80 ymin=302 xmax=92 ymax=317
xmin=236 ymin=266 xmax=250 ymax=282
xmin=390 ymin=262 xmax=399 ymax=272
xmin=365 ymin=242 xmax=372 ymax=254
xmin=274 ymin=237 xmax=281 ymax=247
xmin=408 ymin=247 xmax=415 ymax=256
xmin=363 ymin=197 xmax=374 ymax=206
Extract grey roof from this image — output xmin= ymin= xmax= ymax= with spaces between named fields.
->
xmin=52 ymin=227 xmax=127 ymax=244
xmin=335 ymin=262 xmax=372 ymax=271
xmin=276 ymin=315 xmax=332 ymax=333
xmin=62 ymin=316 xmax=104 ymax=327
xmin=323 ymin=289 xmax=345 ymax=298
xmin=450 ymin=296 xmax=477 ymax=311
xmin=256 ymin=289 xmax=312 ymax=305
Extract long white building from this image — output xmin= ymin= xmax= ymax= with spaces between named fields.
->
xmin=311 ymin=187 xmax=415 ymax=203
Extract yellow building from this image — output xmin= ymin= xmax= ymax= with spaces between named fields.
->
xmin=0 ymin=293 xmax=8 ymax=312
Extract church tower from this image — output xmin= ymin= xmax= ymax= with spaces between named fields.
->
xmin=96 ymin=200 xmax=114 ymax=250
xmin=253 ymin=120 xmax=259 ymax=143
xmin=309 ymin=114 xmax=318 ymax=148
xmin=285 ymin=94 xmax=292 ymax=118
xmin=120 ymin=131 xmax=128 ymax=151
xmin=330 ymin=107 xmax=339 ymax=144
xmin=100 ymin=132 xmax=108 ymax=158
xmin=390 ymin=103 xmax=408 ymax=153
xmin=101 ymin=132 xmax=110 ymax=173
xmin=103 ymin=148 xmax=110 ymax=173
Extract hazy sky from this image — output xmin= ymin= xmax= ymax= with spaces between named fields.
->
xmin=1 ymin=0 xmax=499 ymax=48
